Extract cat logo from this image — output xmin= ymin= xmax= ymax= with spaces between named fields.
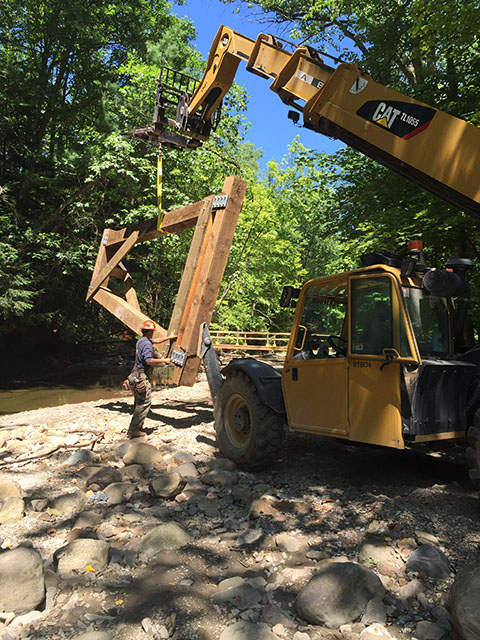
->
xmin=372 ymin=102 xmax=402 ymax=129
xmin=357 ymin=100 xmax=437 ymax=139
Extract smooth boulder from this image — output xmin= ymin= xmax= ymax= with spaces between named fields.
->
xmin=54 ymin=539 xmax=109 ymax=578
xmin=294 ymin=561 xmax=385 ymax=628
xmin=450 ymin=562 xmax=480 ymax=640
xmin=0 ymin=547 xmax=45 ymax=614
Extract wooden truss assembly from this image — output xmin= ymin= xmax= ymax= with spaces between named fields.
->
xmin=86 ymin=176 xmax=247 ymax=386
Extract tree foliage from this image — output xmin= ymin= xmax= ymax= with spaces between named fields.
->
xmin=225 ymin=0 xmax=480 ymax=324
xmin=0 ymin=0 xmax=252 ymax=342
xmin=2 ymin=0 xmax=480 ymax=353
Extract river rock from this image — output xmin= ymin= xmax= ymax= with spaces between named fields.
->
xmin=65 ymin=449 xmax=96 ymax=465
xmin=450 ymin=562 xmax=480 ymax=640
xmin=360 ymin=623 xmax=393 ymax=639
xmin=149 ymin=472 xmax=185 ymax=498
xmin=405 ymin=544 xmax=450 ymax=579
xmin=73 ymin=510 xmax=103 ymax=530
xmin=249 ymin=495 xmax=285 ymax=520
xmin=260 ymin=604 xmax=296 ymax=628
xmin=416 ymin=530 xmax=440 ymax=546
xmin=220 ymin=621 xmax=279 ymax=640
xmin=50 ymin=489 xmax=86 ymax=517
xmin=361 ymin=597 xmax=387 ymax=624
xmin=414 ymin=620 xmax=445 ymax=640
xmin=211 ymin=578 xmax=262 ymax=610
xmin=172 ymin=451 xmax=196 ymax=464
xmin=103 ymin=482 xmax=136 ymax=505
xmin=86 ymin=466 xmax=122 ymax=489
xmin=120 ymin=464 xmax=145 ymax=482
xmin=203 ymin=469 xmax=238 ymax=488
xmin=0 ymin=547 xmax=45 ymax=614
xmin=294 ymin=561 xmax=385 ymax=628
xmin=359 ymin=543 xmax=398 ymax=566
xmin=72 ymin=632 xmax=114 ymax=640
xmin=54 ymin=538 xmax=110 ymax=578
xmin=122 ymin=442 xmax=163 ymax=466
xmin=77 ymin=465 xmax=103 ymax=481
xmin=0 ymin=496 xmax=25 ymax=523
xmin=398 ymin=578 xmax=424 ymax=598
xmin=0 ymin=478 xmax=23 ymax=499
xmin=140 ymin=523 xmax=192 ymax=556
xmin=275 ymin=533 xmax=305 ymax=553
xmin=212 ymin=457 xmax=237 ymax=471
xmin=174 ymin=462 xmax=198 ymax=478
xmin=235 ymin=529 xmax=263 ymax=548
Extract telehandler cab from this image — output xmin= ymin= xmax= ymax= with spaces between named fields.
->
xmin=208 ymin=243 xmax=480 ymax=487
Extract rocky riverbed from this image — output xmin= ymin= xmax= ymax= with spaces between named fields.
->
xmin=0 ymin=380 xmax=479 ymax=640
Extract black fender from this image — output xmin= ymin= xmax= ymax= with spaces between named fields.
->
xmin=220 ymin=358 xmax=286 ymax=414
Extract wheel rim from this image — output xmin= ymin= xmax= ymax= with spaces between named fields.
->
xmin=225 ymin=393 xmax=251 ymax=447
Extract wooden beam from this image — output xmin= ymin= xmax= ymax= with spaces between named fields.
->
xmin=103 ymin=200 xmax=206 ymax=248
xmin=86 ymin=229 xmax=141 ymax=301
xmin=171 ymin=176 xmax=247 ymax=386
xmin=167 ymin=198 xmax=214 ymax=337
xmin=88 ymin=176 xmax=247 ymax=389
xmin=93 ymin=287 xmax=166 ymax=340
xmin=86 ymin=229 xmax=110 ymax=301
xmin=123 ymin=273 xmax=140 ymax=310
xmin=148 ymin=200 xmax=205 ymax=235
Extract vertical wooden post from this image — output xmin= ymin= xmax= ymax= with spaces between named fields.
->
xmin=170 ymin=176 xmax=247 ymax=386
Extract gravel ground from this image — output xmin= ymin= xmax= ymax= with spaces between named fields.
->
xmin=0 ymin=379 xmax=479 ymax=640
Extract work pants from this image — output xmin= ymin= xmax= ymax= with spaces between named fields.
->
xmin=127 ymin=372 xmax=152 ymax=437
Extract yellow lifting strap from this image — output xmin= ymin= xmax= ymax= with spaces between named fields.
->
xmin=156 ymin=144 xmax=166 ymax=231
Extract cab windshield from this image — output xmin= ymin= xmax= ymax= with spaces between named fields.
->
xmin=402 ymin=288 xmax=451 ymax=357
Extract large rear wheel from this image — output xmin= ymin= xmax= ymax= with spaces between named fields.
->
xmin=214 ymin=371 xmax=285 ymax=469
xmin=466 ymin=415 xmax=480 ymax=488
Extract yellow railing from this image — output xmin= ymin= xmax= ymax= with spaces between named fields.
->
xmin=209 ymin=330 xmax=290 ymax=352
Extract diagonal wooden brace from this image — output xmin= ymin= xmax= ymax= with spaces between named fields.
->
xmin=86 ymin=176 xmax=247 ymax=386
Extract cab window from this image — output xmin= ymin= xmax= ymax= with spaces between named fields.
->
xmin=350 ymin=276 xmax=412 ymax=358
xmin=402 ymin=288 xmax=451 ymax=357
xmin=292 ymin=283 xmax=347 ymax=359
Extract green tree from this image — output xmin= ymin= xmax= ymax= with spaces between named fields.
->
xmin=223 ymin=0 xmax=480 ymax=293
xmin=213 ymin=139 xmax=342 ymax=332
xmin=0 ymin=0 xmax=252 ymax=342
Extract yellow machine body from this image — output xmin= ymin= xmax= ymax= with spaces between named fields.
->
xmin=281 ymin=264 xmax=467 ymax=448
xmin=143 ymin=25 xmax=480 ymax=218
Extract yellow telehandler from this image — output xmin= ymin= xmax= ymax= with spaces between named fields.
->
xmin=132 ymin=26 xmax=480 ymax=485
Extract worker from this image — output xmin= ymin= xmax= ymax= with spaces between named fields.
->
xmin=127 ymin=320 xmax=176 ymax=438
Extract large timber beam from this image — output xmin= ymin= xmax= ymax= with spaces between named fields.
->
xmin=169 ymin=176 xmax=247 ymax=386
xmin=87 ymin=176 xmax=247 ymax=387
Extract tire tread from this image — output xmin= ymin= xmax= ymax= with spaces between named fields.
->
xmin=214 ymin=370 xmax=285 ymax=470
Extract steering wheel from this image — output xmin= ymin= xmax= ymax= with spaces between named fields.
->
xmin=327 ymin=335 xmax=347 ymax=356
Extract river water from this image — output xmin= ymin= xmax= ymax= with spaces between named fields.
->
xmin=0 ymin=384 xmax=127 ymax=415
xmin=0 ymin=361 xmax=131 ymax=415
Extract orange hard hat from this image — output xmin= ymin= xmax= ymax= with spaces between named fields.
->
xmin=142 ymin=320 xmax=156 ymax=331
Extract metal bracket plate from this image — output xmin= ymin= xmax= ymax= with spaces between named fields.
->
xmin=213 ymin=194 xmax=229 ymax=209
xmin=171 ymin=349 xmax=187 ymax=367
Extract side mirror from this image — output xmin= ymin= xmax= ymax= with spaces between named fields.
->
xmin=280 ymin=286 xmax=300 ymax=308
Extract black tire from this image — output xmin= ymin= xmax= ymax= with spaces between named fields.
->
xmin=466 ymin=418 xmax=480 ymax=488
xmin=214 ymin=370 xmax=285 ymax=470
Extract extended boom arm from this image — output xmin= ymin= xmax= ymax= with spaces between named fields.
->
xmin=133 ymin=25 xmax=480 ymax=219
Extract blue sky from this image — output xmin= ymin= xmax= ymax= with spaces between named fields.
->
xmin=171 ymin=0 xmax=343 ymax=167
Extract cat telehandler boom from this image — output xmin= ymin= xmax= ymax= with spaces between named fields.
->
xmin=133 ymin=26 xmax=480 ymax=484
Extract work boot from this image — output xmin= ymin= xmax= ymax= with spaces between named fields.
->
xmin=127 ymin=428 xmax=143 ymax=439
